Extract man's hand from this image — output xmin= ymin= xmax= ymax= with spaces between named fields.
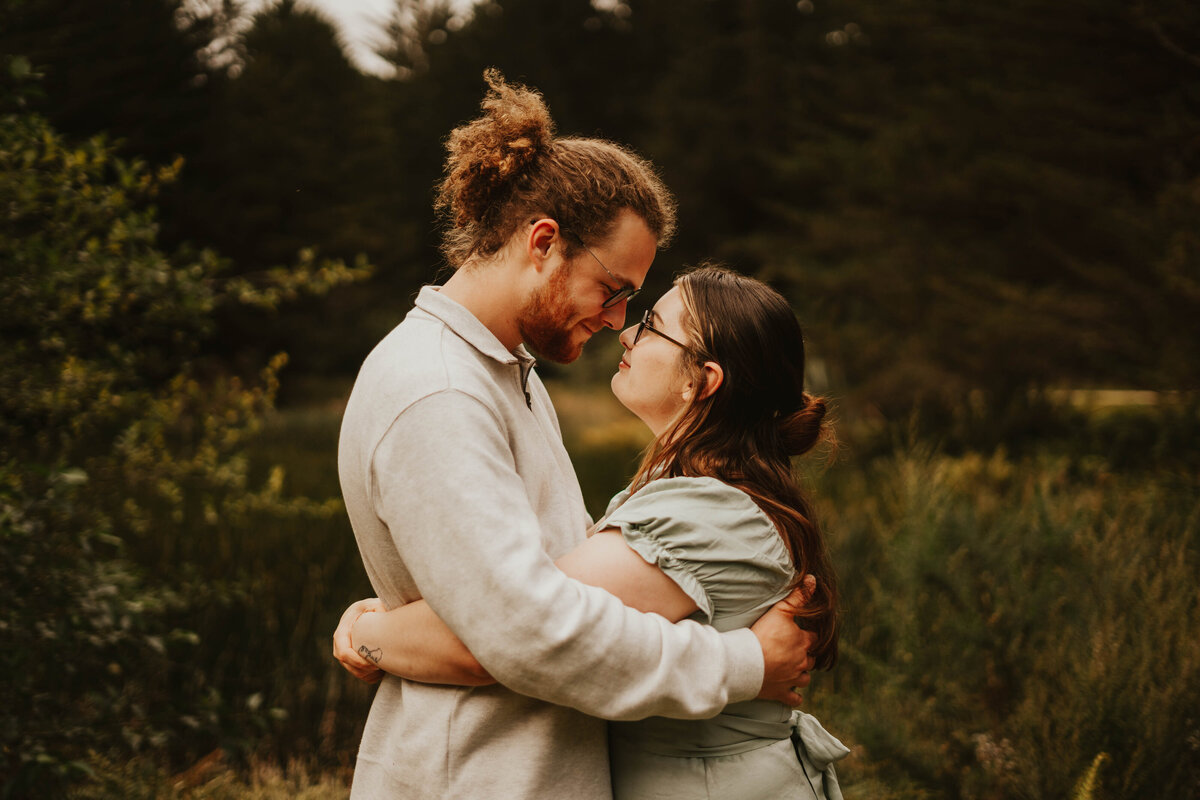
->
xmin=750 ymin=574 xmax=818 ymax=706
xmin=333 ymin=597 xmax=388 ymax=684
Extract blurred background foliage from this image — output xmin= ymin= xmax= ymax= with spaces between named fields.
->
xmin=1 ymin=0 xmax=1197 ymax=797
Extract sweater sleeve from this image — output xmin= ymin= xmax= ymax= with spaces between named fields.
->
xmin=369 ymin=390 xmax=764 ymax=721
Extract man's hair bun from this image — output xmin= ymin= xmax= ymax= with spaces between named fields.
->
xmin=438 ymin=69 xmax=555 ymax=228
xmin=435 ymin=70 xmax=675 ymax=268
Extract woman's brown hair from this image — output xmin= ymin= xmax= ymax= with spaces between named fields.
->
xmin=630 ymin=265 xmax=840 ymax=669
xmin=435 ymin=69 xmax=677 ymax=267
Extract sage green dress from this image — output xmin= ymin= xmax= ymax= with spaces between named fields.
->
xmin=599 ymin=477 xmax=849 ymax=800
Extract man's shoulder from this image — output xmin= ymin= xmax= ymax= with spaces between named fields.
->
xmin=348 ymin=309 xmax=510 ymax=423
xmin=364 ymin=308 xmax=449 ymax=374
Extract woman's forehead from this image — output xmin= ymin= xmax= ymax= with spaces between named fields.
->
xmin=650 ymin=286 xmax=683 ymax=321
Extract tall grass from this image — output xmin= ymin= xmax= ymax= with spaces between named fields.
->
xmin=808 ymin=445 xmax=1199 ymax=799
xmin=69 ymin=755 xmax=351 ymax=800
xmin=217 ymin=404 xmax=377 ymax=765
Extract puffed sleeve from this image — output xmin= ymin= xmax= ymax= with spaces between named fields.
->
xmin=600 ymin=477 xmax=796 ymax=627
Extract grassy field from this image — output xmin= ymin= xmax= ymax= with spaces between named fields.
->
xmin=108 ymin=381 xmax=1198 ymax=799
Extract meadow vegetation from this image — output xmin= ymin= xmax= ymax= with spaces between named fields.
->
xmin=79 ymin=389 xmax=1193 ymax=800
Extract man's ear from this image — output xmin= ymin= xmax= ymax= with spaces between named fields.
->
xmin=685 ymin=361 xmax=724 ymax=402
xmin=527 ymin=218 xmax=562 ymax=272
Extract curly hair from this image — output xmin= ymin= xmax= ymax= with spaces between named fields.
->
xmin=435 ymin=70 xmax=676 ymax=267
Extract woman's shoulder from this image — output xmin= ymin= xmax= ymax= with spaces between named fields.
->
xmin=625 ymin=475 xmax=761 ymax=509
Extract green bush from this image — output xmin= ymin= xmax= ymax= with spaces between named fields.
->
xmin=0 ymin=109 xmax=367 ymax=794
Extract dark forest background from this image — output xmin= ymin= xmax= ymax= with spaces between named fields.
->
xmin=2 ymin=1 xmax=1198 ymax=797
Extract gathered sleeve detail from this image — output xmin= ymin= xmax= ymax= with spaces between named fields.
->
xmin=601 ymin=477 xmax=796 ymax=626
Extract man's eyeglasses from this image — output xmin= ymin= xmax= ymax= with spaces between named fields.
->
xmin=633 ymin=309 xmax=691 ymax=351
xmin=563 ymin=229 xmax=641 ymax=309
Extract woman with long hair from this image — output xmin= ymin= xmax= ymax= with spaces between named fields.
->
xmin=335 ymin=264 xmax=848 ymax=799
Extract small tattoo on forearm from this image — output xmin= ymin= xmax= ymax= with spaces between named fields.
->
xmin=358 ymin=644 xmax=382 ymax=664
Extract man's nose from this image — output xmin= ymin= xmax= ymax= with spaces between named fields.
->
xmin=601 ymin=299 xmax=627 ymax=331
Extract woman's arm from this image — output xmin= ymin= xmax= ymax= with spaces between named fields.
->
xmin=349 ymin=596 xmax=496 ymax=685
xmin=336 ymin=530 xmax=700 ymax=686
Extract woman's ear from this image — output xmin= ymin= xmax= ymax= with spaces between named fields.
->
xmin=698 ymin=361 xmax=724 ymax=400
xmin=684 ymin=361 xmax=724 ymax=402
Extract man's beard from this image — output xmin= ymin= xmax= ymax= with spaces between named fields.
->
xmin=516 ymin=265 xmax=584 ymax=364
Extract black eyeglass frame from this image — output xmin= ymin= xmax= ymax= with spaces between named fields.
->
xmin=633 ymin=309 xmax=692 ymax=351
xmin=560 ymin=228 xmax=642 ymax=309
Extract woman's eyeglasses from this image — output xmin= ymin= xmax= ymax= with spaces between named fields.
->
xmin=634 ymin=310 xmax=691 ymax=351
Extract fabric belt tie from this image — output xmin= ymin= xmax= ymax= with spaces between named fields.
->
xmin=790 ymin=710 xmax=850 ymax=769
xmin=789 ymin=710 xmax=850 ymax=800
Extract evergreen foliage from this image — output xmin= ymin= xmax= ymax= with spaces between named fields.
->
xmin=6 ymin=0 xmax=1194 ymax=406
xmin=0 ymin=0 xmax=226 ymax=164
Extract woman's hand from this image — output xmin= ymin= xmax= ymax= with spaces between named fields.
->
xmin=333 ymin=597 xmax=388 ymax=683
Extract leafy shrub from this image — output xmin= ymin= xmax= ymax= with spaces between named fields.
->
xmin=0 ymin=109 xmax=367 ymax=794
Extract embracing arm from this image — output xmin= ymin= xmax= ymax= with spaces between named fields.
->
xmin=337 ymin=531 xmax=819 ymax=705
xmin=354 ymin=390 xmax=815 ymax=719
xmin=337 ymin=531 xmax=699 ymax=686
